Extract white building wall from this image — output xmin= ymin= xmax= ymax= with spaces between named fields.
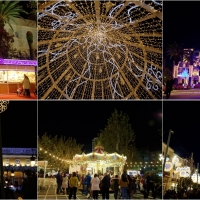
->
xmin=4 ymin=18 xmax=37 ymax=60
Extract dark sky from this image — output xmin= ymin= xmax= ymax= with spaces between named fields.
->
xmin=163 ymin=1 xmax=200 ymax=67
xmin=163 ymin=101 xmax=200 ymax=166
xmin=1 ymin=100 xmax=37 ymax=148
xmin=38 ymin=101 xmax=162 ymax=153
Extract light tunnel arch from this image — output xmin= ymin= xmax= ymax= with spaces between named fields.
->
xmin=38 ymin=0 xmax=162 ymax=99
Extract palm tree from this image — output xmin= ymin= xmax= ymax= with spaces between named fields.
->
xmin=165 ymin=42 xmax=184 ymax=85
xmin=0 ymin=1 xmax=27 ymax=30
xmin=0 ymin=0 xmax=27 ymax=57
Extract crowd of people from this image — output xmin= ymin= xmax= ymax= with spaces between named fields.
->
xmin=52 ymin=170 xmax=161 ymax=199
xmin=164 ymin=189 xmax=200 ymax=199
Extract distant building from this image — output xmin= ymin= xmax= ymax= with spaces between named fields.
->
xmin=2 ymin=148 xmax=37 ymax=186
xmin=162 ymin=143 xmax=195 ymax=193
xmin=175 ymin=48 xmax=200 ymax=86
xmin=126 ymin=150 xmax=162 ymax=176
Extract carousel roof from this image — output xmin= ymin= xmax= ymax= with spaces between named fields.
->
xmin=38 ymin=0 xmax=162 ymax=99
xmin=73 ymin=151 xmax=127 ymax=166
xmin=73 ymin=144 xmax=126 ymax=165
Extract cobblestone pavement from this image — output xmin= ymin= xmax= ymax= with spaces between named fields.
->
xmin=38 ymin=186 xmax=160 ymax=199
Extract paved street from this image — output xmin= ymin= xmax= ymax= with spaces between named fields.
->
xmin=163 ymin=88 xmax=200 ymax=99
xmin=38 ymin=186 xmax=159 ymax=199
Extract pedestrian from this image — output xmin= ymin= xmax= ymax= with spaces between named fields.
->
xmin=146 ymin=172 xmax=155 ymax=199
xmin=62 ymin=173 xmax=68 ymax=195
xmin=140 ymin=175 xmax=147 ymax=199
xmin=56 ymin=170 xmax=62 ymax=194
xmin=91 ymin=174 xmax=100 ymax=199
xmin=119 ymin=171 xmax=129 ymax=199
xmin=101 ymin=173 xmax=111 ymax=199
xmin=165 ymin=75 xmax=174 ymax=99
xmin=21 ymin=74 xmax=31 ymax=97
xmin=85 ymin=172 xmax=92 ymax=198
xmin=69 ymin=172 xmax=79 ymax=199
xmin=111 ymin=175 xmax=119 ymax=199
xmin=127 ymin=175 xmax=134 ymax=198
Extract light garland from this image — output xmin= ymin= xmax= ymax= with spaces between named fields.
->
xmin=192 ymin=173 xmax=200 ymax=183
xmin=0 ymin=101 xmax=9 ymax=113
xmin=176 ymin=166 xmax=191 ymax=178
xmin=38 ymin=0 xmax=162 ymax=99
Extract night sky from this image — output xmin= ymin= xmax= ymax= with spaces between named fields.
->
xmin=1 ymin=100 xmax=37 ymax=148
xmin=38 ymin=101 xmax=162 ymax=153
xmin=163 ymin=1 xmax=200 ymax=67
xmin=163 ymin=101 xmax=200 ymax=167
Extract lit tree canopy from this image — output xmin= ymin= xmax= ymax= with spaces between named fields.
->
xmin=38 ymin=133 xmax=83 ymax=169
xmin=98 ymin=109 xmax=136 ymax=161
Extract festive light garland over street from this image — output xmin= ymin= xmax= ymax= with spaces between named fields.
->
xmin=38 ymin=0 xmax=162 ymax=99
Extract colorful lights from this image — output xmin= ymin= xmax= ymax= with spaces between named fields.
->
xmin=0 ymin=58 xmax=37 ymax=66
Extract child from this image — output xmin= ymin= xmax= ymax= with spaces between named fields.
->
xmin=17 ymin=87 xmax=23 ymax=96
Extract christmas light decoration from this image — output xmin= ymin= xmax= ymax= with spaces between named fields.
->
xmin=0 ymin=101 xmax=9 ymax=113
xmin=0 ymin=58 xmax=37 ymax=66
xmin=192 ymin=173 xmax=200 ymax=183
xmin=178 ymin=69 xmax=189 ymax=78
xmin=164 ymin=161 xmax=173 ymax=172
xmin=38 ymin=0 xmax=162 ymax=99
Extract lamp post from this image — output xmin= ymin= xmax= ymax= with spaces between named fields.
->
xmin=163 ymin=129 xmax=174 ymax=172
xmin=0 ymin=101 xmax=9 ymax=199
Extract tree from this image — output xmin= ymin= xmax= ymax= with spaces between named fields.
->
xmin=26 ymin=1 xmax=37 ymax=23
xmin=38 ymin=133 xmax=84 ymax=170
xmin=0 ymin=1 xmax=27 ymax=30
xmin=98 ymin=109 xmax=136 ymax=161
xmin=165 ymin=42 xmax=184 ymax=85
xmin=0 ymin=0 xmax=27 ymax=58
xmin=0 ymin=28 xmax=14 ymax=58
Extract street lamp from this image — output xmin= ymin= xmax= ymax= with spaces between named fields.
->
xmin=163 ymin=129 xmax=174 ymax=172
xmin=0 ymin=100 xmax=9 ymax=199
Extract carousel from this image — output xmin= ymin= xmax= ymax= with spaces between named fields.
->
xmin=70 ymin=143 xmax=127 ymax=176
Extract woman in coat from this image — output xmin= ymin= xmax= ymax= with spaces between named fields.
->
xmin=91 ymin=174 xmax=100 ymax=199
xmin=22 ymin=74 xmax=30 ymax=97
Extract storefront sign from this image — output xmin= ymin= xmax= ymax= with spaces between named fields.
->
xmin=0 ymin=58 xmax=37 ymax=66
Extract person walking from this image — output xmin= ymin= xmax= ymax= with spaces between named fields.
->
xmin=146 ymin=172 xmax=155 ymax=199
xmin=119 ymin=172 xmax=129 ymax=199
xmin=91 ymin=174 xmax=100 ymax=199
xmin=22 ymin=74 xmax=31 ymax=97
xmin=62 ymin=173 xmax=68 ymax=195
xmin=69 ymin=172 xmax=79 ymax=199
xmin=101 ymin=173 xmax=111 ymax=199
xmin=165 ymin=75 xmax=174 ymax=99
xmin=85 ymin=172 xmax=92 ymax=198
xmin=111 ymin=175 xmax=119 ymax=199
xmin=56 ymin=170 xmax=62 ymax=194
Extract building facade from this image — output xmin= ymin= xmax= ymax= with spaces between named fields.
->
xmin=2 ymin=148 xmax=37 ymax=186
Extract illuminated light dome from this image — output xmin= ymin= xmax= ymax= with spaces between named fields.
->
xmin=38 ymin=0 xmax=162 ymax=99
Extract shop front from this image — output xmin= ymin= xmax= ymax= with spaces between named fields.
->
xmin=0 ymin=58 xmax=37 ymax=94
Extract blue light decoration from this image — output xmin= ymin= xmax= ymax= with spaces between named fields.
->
xmin=178 ymin=69 xmax=189 ymax=78
xmin=38 ymin=0 xmax=162 ymax=99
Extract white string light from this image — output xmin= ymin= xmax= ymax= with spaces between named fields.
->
xmin=38 ymin=0 xmax=162 ymax=99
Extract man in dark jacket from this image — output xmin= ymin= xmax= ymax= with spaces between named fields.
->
xmin=165 ymin=75 xmax=174 ymax=99
xmin=56 ymin=170 xmax=62 ymax=194
xmin=101 ymin=173 xmax=111 ymax=199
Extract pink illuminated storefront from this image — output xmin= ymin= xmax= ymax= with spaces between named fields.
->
xmin=0 ymin=58 xmax=37 ymax=94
